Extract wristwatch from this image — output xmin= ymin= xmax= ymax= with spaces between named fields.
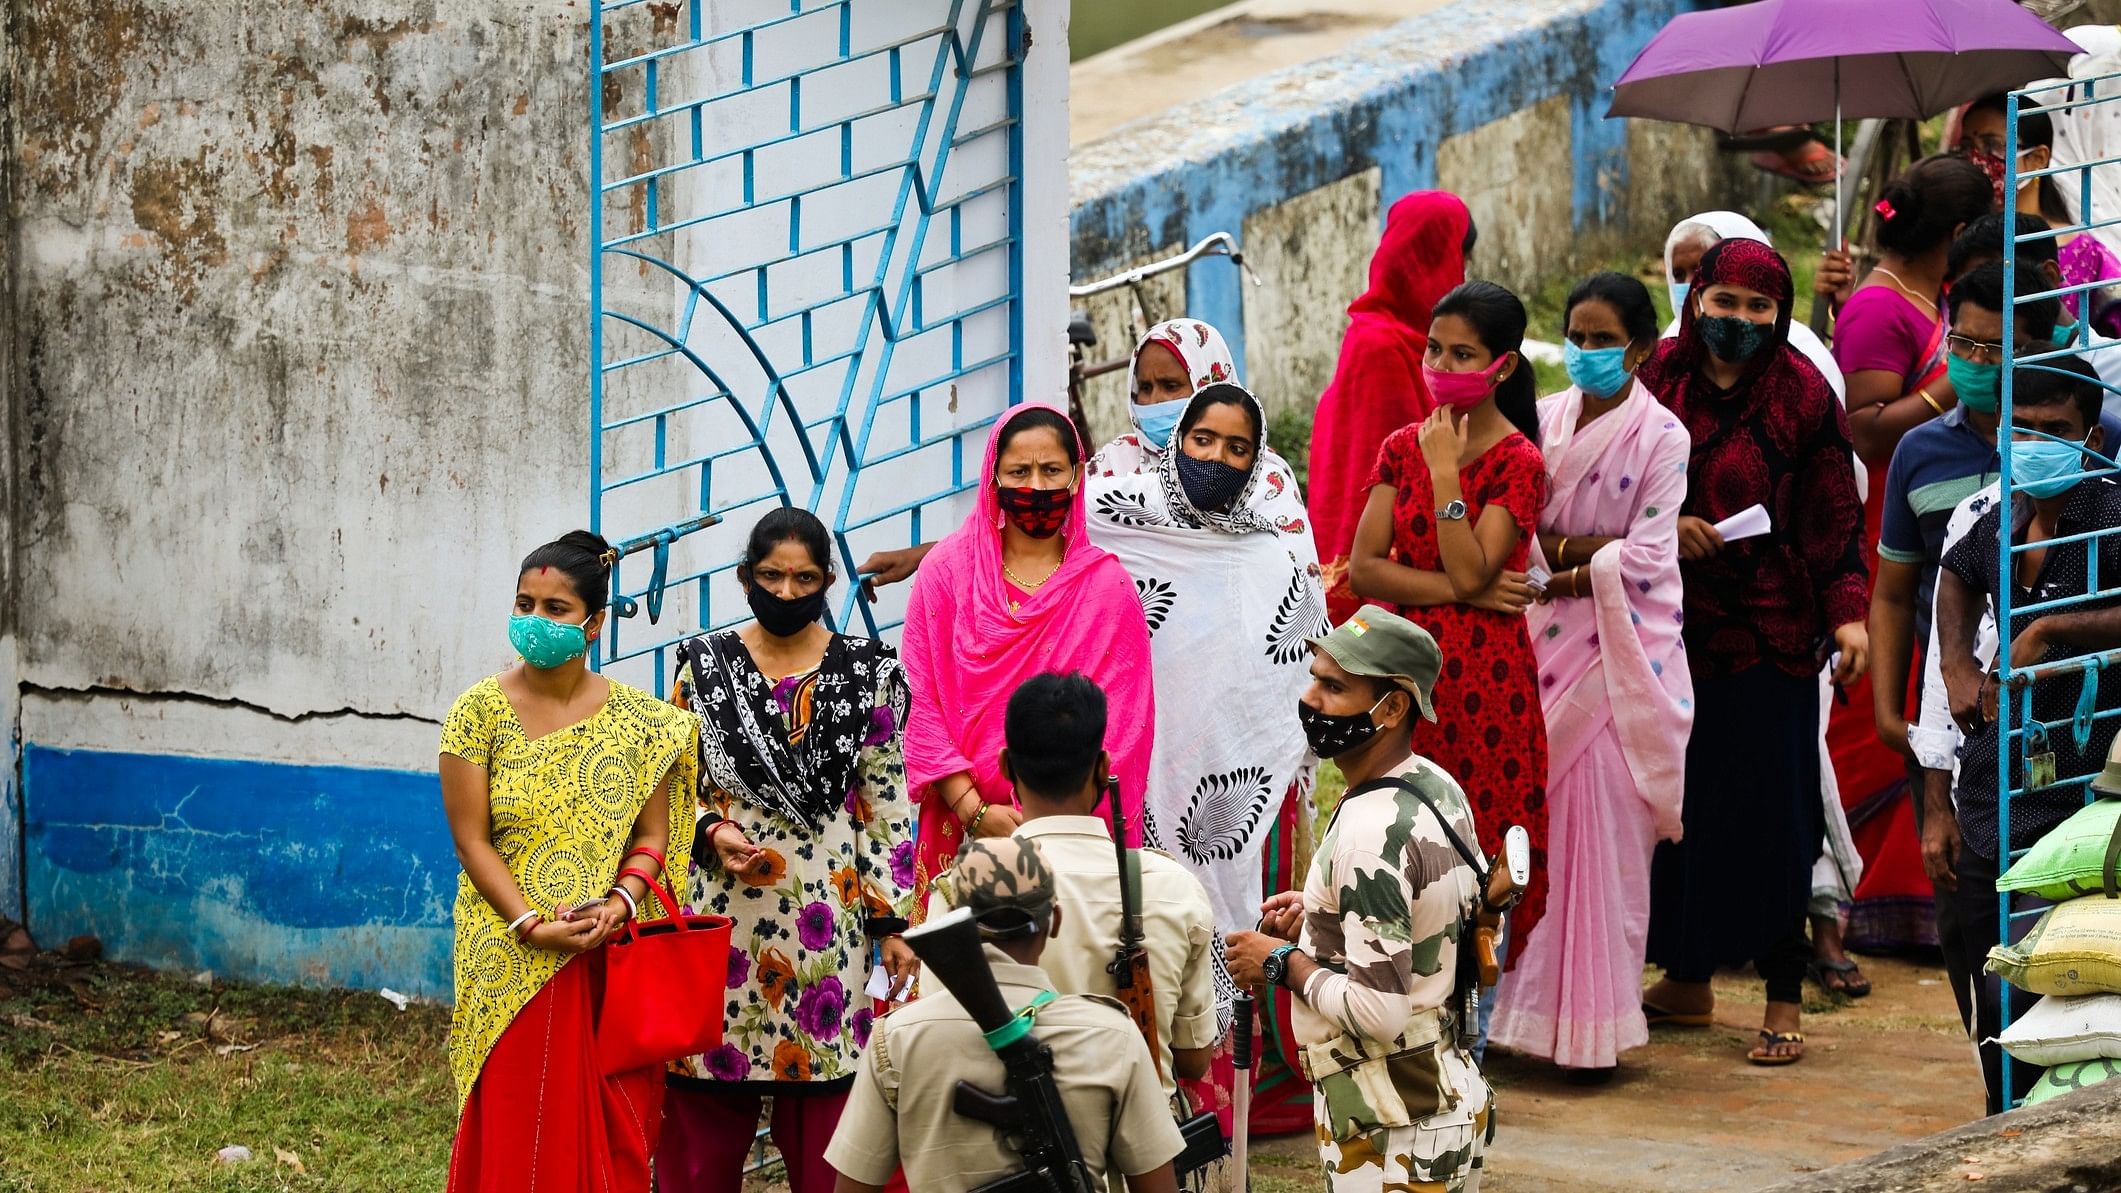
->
xmin=1436 ymin=498 xmax=1469 ymax=521
xmin=1261 ymin=943 xmax=1301 ymax=989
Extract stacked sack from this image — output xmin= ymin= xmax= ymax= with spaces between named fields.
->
xmin=1985 ymin=742 xmax=2121 ymax=1105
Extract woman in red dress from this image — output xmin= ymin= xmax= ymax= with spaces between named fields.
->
xmin=1348 ymin=279 xmax=1551 ymax=961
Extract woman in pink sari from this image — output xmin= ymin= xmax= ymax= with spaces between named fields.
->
xmin=900 ymin=404 xmax=1155 ymax=918
xmin=1487 ymin=274 xmax=1691 ymax=1083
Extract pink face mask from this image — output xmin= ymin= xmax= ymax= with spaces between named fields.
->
xmin=1422 ymin=352 xmax=1513 ymax=409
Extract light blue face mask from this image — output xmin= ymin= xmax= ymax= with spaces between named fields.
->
xmin=1564 ymin=341 xmax=1633 ymax=399
xmin=2052 ymin=320 xmax=2078 ymax=347
xmin=2012 ymin=433 xmax=2092 ymax=499
xmin=509 ymin=612 xmax=594 ymax=669
xmin=1129 ymin=396 xmax=1189 ymax=450
xmin=1668 ymin=282 xmax=1690 ymax=319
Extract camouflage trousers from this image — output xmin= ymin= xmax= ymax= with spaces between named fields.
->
xmin=1313 ymin=1046 xmax=1490 ymax=1193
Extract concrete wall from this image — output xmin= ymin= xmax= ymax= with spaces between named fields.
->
xmin=2 ymin=0 xmax=1068 ymax=995
xmin=1066 ymin=0 xmax=1749 ymax=436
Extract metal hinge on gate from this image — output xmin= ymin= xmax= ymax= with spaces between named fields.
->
xmin=610 ymin=513 xmax=720 ymax=625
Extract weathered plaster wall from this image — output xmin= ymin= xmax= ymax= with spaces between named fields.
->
xmin=7 ymin=0 xmax=595 ymax=985
xmin=4 ymin=0 xmax=1071 ymax=992
xmin=1 ymin=5 xmax=21 ymax=922
xmin=1067 ymin=0 xmax=1749 ymax=444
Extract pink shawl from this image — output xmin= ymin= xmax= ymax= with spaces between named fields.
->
xmin=1526 ymin=380 xmax=1693 ymax=841
xmin=901 ymin=404 xmax=1155 ymax=845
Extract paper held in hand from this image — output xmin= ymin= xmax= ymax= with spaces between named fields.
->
xmin=865 ymin=964 xmax=912 ymax=1003
xmin=1712 ymin=504 xmax=1771 ymax=542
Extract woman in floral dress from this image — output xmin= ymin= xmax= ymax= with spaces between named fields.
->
xmin=657 ymin=508 xmax=915 ymax=1193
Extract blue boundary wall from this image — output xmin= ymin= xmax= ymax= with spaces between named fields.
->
xmin=22 ymin=746 xmax=456 ymax=997
xmin=1067 ymin=0 xmax=1710 ymax=377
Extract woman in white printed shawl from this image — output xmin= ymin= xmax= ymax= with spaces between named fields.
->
xmin=1088 ymin=352 xmax=1325 ymax=1135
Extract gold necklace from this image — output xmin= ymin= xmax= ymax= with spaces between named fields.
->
xmin=1001 ymin=538 xmax=1066 ymax=610
xmin=1871 ymin=265 xmax=1939 ymax=317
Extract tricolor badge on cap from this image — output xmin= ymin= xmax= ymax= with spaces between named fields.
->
xmin=1347 ymin=616 xmax=1370 ymax=636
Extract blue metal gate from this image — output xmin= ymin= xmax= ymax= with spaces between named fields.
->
xmin=588 ymin=0 xmax=1026 ymax=692
xmin=1998 ymin=69 xmax=2121 ymax=1107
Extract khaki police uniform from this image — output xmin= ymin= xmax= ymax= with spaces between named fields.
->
xmin=1010 ymin=815 xmax=1218 ymax=1101
xmin=824 ymin=942 xmax=1186 ymax=1193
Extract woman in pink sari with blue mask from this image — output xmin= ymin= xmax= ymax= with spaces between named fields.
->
xmin=900 ymin=404 xmax=1155 ymax=919
xmin=1487 ymin=274 xmax=1691 ymax=1082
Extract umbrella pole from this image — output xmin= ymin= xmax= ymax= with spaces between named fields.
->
xmin=1835 ymin=97 xmax=1845 ymax=249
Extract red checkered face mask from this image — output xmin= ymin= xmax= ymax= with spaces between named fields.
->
xmin=997 ymin=485 xmax=1070 ymax=538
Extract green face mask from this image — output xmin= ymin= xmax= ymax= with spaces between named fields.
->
xmin=1947 ymin=352 xmax=2001 ymax=414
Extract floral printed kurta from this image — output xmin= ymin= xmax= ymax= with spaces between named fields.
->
xmin=668 ymin=635 xmax=913 ymax=1090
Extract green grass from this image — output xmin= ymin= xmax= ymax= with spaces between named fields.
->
xmin=0 ymin=959 xmax=455 ymax=1192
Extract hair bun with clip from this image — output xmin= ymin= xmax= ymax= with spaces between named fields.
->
xmin=598 ymin=548 xmax=619 ymax=570
xmin=1874 ymin=199 xmax=1898 ymax=222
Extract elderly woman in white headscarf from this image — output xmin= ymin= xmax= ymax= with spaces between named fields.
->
xmin=1660 ymin=210 xmax=1872 ymax=1000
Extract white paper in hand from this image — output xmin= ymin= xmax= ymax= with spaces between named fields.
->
xmin=1712 ymin=503 xmax=1771 ymax=542
xmin=865 ymin=965 xmax=911 ymax=1003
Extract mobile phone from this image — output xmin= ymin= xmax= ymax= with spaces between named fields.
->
xmin=1505 ymin=825 xmax=1531 ymax=887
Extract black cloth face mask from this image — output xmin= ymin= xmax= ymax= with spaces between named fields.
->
xmin=1176 ymin=451 xmax=1249 ymax=512
xmin=1298 ymin=694 xmax=1386 ymax=759
xmin=747 ymin=581 xmax=827 ymax=638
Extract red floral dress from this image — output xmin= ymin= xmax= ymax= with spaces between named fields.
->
xmin=1365 ymin=426 xmax=1551 ymax=950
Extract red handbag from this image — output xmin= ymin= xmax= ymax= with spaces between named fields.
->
xmin=596 ymin=873 xmax=732 ymax=1076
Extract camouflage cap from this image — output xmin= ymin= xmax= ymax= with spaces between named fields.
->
xmin=1308 ymin=606 xmax=1441 ymax=722
xmin=950 ymin=836 xmax=1056 ymax=940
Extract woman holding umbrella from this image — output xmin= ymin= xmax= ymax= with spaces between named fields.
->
xmin=1638 ymin=239 xmax=1870 ymax=1066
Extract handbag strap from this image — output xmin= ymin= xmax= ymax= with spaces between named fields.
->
xmin=620 ymin=871 xmax=695 ymax=941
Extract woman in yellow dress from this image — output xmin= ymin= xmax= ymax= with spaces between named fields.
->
xmin=439 ymin=529 xmax=699 ymax=1193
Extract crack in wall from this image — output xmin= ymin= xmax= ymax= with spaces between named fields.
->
xmin=21 ymin=681 xmax=442 ymax=727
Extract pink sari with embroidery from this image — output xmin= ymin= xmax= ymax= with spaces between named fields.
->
xmin=1487 ymin=380 xmax=1692 ymax=1070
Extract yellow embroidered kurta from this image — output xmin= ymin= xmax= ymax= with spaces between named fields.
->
xmin=440 ymin=676 xmax=699 ymax=1107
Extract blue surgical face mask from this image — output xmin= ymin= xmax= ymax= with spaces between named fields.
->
xmin=1130 ymin=396 xmax=1189 ymax=450
xmin=2052 ymin=320 xmax=2078 ymax=347
xmin=1946 ymin=352 xmax=2000 ymax=414
xmin=2012 ymin=433 xmax=2092 ymax=499
xmin=1668 ymin=282 xmax=1690 ymax=319
xmin=1564 ymin=340 xmax=1633 ymax=399
xmin=509 ymin=612 xmax=593 ymax=669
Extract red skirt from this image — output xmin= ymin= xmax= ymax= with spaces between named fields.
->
xmin=447 ymin=951 xmax=666 ymax=1193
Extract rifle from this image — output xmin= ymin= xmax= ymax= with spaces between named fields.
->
xmin=1103 ymin=776 xmax=1164 ymax=1081
xmin=903 ymin=907 xmax=1099 ymax=1193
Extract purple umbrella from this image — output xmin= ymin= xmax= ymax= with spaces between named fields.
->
xmin=1610 ymin=0 xmax=2079 ymax=235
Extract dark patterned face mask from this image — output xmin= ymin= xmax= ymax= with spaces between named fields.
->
xmin=1297 ymin=694 xmax=1386 ymax=759
xmin=1176 ymin=451 xmax=1249 ymax=512
xmin=997 ymin=485 xmax=1070 ymax=538
xmin=1697 ymin=314 xmax=1769 ymax=363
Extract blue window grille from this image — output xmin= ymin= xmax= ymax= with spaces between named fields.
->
xmin=588 ymin=0 xmax=1026 ymax=693
xmin=1997 ymin=74 xmax=2121 ymax=1108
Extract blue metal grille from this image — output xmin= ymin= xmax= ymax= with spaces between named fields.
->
xmin=1997 ymin=73 xmax=2121 ymax=1108
xmin=589 ymin=0 xmax=1025 ymax=691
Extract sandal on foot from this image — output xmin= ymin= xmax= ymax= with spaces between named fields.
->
xmin=1642 ymin=1001 xmax=1712 ymax=1028
xmin=1747 ymin=1029 xmax=1806 ymax=1066
xmin=1809 ymin=957 xmax=1872 ymax=998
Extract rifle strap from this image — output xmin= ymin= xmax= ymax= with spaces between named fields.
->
xmin=983 ymin=989 xmax=1058 ymax=1050
xmin=1343 ymin=777 xmax=1491 ymax=888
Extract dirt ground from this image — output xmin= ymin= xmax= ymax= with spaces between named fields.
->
xmin=1247 ymin=953 xmax=1983 ymax=1192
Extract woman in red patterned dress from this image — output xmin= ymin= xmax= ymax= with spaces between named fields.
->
xmin=1348 ymin=280 xmax=1552 ymax=973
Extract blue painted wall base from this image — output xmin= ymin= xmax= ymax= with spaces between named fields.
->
xmin=22 ymin=746 xmax=455 ymax=998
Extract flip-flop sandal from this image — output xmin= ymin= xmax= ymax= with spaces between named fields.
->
xmin=1809 ymin=958 xmax=1873 ymax=998
xmin=1747 ymin=1030 xmax=1806 ymax=1066
xmin=1750 ymin=145 xmax=1843 ymax=186
xmin=1642 ymin=1001 xmax=1713 ymax=1028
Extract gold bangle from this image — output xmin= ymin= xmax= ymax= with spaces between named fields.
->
xmin=967 ymin=802 xmax=989 ymax=834
xmin=1556 ymin=537 xmax=1569 ymax=568
xmin=1917 ymin=389 xmax=1944 ymax=417
xmin=1573 ymin=569 xmax=1586 ymax=598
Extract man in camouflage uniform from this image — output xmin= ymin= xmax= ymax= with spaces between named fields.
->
xmin=1226 ymin=609 xmax=1492 ymax=1193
